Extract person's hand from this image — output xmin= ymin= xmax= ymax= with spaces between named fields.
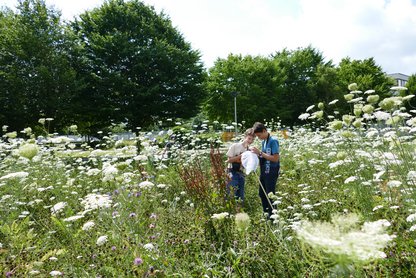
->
xmin=249 ymin=146 xmax=260 ymax=155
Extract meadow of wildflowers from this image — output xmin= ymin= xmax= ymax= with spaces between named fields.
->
xmin=1 ymin=84 xmax=416 ymax=277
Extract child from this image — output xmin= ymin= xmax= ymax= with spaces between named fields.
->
xmin=250 ymin=122 xmax=280 ymax=218
xmin=226 ymin=128 xmax=255 ymax=202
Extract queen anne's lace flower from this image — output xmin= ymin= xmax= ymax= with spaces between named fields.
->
xmin=295 ymin=213 xmax=395 ymax=263
xmin=96 ymin=235 xmax=108 ymax=246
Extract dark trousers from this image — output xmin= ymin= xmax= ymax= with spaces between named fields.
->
xmin=259 ymin=165 xmax=280 ymax=216
xmin=227 ymin=171 xmax=245 ymax=201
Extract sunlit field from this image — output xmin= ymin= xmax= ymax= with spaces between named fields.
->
xmin=1 ymin=85 xmax=416 ymax=277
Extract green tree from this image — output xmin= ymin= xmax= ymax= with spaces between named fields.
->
xmin=405 ymin=74 xmax=416 ymax=109
xmin=334 ymin=57 xmax=395 ymax=117
xmin=203 ymin=54 xmax=284 ymax=126
xmin=0 ymin=0 xmax=78 ymax=133
xmin=336 ymin=57 xmax=394 ymax=96
xmin=272 ymin=46 xmax=336 ymax=125
xmin=204 ymin=47 xmax=338 ymax=127
xmin=70 ymin=0 xmax=205 ymax=134
xmin=405 ymin=74 xmax=416 ymax=94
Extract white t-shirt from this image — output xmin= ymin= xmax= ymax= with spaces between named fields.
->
xmin=226 ymin=142 xmax=247 ymax=169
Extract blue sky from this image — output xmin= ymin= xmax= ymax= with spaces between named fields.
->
xmin=1 ymin=0 xmax=416 ymax=75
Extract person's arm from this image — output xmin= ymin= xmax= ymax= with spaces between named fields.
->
xmin=226 ymin=144 xmax=241 ymax=163
xmin=262 ymin=139 xmax=279 ymax=162
xmin=227 ymin=154 xmax=242 ymax=163
xmin=250 ymin=142 xmax=279 ymax=162
xmin=260 ymin=152 xmax=279 ymax=163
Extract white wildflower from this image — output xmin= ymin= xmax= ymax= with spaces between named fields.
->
xmin=390 ymin=86 xmax=407 ymax=91
xmin=86 ymin=169 xmax=101 ymax=176
xmin=295 ymin=213 xmax=394 ymax=263
xmin=96 ymin=235 xmax=108 ymax=246
xmin=51 ymin=202 xmax=67 ymax=215
xmin=81 ymin=193 xmax=112 ymax=211
xmin=49 ymin=270 xmax=63 ymax=276
xmin=298 ymin=113 xmax=310 ymax=120
xmin=372 ymin=205 xmax=383 ymax=211
xmin=139 ymin=180 xmax=154 ymax=189
xmin=373 ymin=111 xmax=391 ymax=121
xmin=306 ymin=105 xmax=315 ymax=112
xmin=19 ymin=144 xmax=39 ymax=160
xmin=407 ymin=171 xmax=416 ymax=183
xmin=143 ymin=243 xmax=155 ymax=251
xmin=63 ymin=215 xmax=84 ymax=222
xmin=211 ymin=212 xmax=229 ymax=220
xmin=406 ymin=117 xmax=416 ymax=127
xmin=348 ymin=83 xmax=358 ymax=91
xmin=157 ymin=183 xmax=167 ymax=189
xmin=403 ymin=94 xmax=414 ymax=101
xmin=348 ymin=97 xmax=363 ymax=103
xmin=406 ymin=213 xmax=416 ymax=223
xmin=102 ymin=164 xmax=118 ymax=182
xmin=344 ymin=176 xmax=358 ymax=184
xmin=0 ymin=171 xmax=29 ymax=180
xmin=82 ymin=221 xmax=95 ymax=231
xmin=235 ymin=212 xmax=251 ymax=231
xmin=387 ymin=180 xmax=402 ymax=188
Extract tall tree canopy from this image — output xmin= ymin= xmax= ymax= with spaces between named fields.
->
xmin=203 ymin=54 xmax=283 ymax=125
xmin=70 ymin=0 xmax=205 ymax=133
xmin=203 ymin=46 xmax=337 ymax=126
xmin=336 ymin=57 xmax=394 ymax=96
xmin=272 ymin=46 xmax=336 ymax=125
xmin=0 ymin=0 xmax=77 ymax=132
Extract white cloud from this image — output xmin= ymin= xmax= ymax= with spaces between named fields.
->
xmin=143 ymin=0 xmax=416 ymax=74
xmin=1 ymin=0 xmax=415 ymax=74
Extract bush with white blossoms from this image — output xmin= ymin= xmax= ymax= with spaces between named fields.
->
xmin=295 ymin=213 xmax=395 ymax=264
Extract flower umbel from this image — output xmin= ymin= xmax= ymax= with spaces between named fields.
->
xmin=295 ymin=213 xmax=395 ymax=263
xmin=235 ymin=212 xmax=251 ymax=232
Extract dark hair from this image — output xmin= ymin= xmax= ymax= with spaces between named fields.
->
xmin=252 ymin=122 xmax=266 ymax=133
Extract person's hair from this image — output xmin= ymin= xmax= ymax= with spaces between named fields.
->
xmin=252 ymin=122 xmax=266 ymax=133
xmin=244 ymin=128 xmax=254 ymax=137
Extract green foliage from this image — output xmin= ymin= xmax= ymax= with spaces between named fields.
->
xmin=272 ymin=46 xmax=336 ymax=125
xmin=204 ymin=54 xmax=283 ymax=125
xmin=70 ymin=0 xmax=206 ymax=134
xmin=0 ymin=0 xmax=79 ymax=132
xmin=203 ymin=46 xmax=342 ymax=126
xmin=336 ymin=57 xmax=394 ymax=97
xmin=203 ymin=47 xmax=397 ymax=128
xmin=405 ymin=74 xmax=416 ymax=108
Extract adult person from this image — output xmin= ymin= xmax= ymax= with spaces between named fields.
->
xmin=226 ymin=128 xmax=255 ymax=204
xmin=250 ymin=122 xmax=280 ymax=218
